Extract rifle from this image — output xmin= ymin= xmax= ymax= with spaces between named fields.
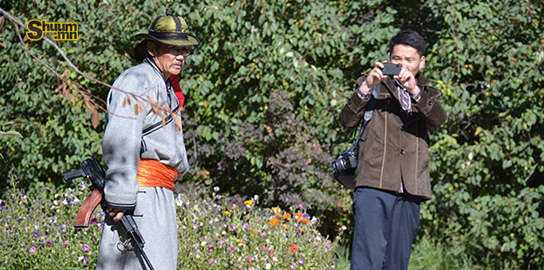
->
xmin=64 ymin=158 xmax=155 ymax=270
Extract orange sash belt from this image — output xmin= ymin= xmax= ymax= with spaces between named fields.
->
xmin=136 ymin=159 xmax=178 ymax=191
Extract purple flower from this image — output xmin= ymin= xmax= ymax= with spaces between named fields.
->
xmin=298 ymin=204 xmax=304 ymax=209
xmin=228 ymin=247 xmax=234 ymax=253
xmin=90 ymin=218 xmax=98 ymax=224
xmin=260 ymin=232 xmax=267 ymax=237
xmin=61 ymin=224 xmax=67 ymax=232
xmin=83 ymin=244 xmax=90 ymax=252
xmin=47 ymin=241 xmax=52 ymax=246
xmin=33 ymin=232 xmax=39 ymax=238
xmin=29 ymin=247 xmax=36 ymax=253
xmin=290 ymin=262 xmax=297 ymax=268
xmin=298 ymin=259 xmax=304 ymax=265
xmin=208 ymin=245 xmax=214 ymax=250
xmin=0 ymin=205 xmax=4 ymax=210
xmin=83 ymin=258 xmax=88 ymax=264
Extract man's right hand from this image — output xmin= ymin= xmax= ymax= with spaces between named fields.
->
xmin=360 ymin=61 xmax=388 ymax=93
xmin=107 ymin=208 xmax=127 ymax=222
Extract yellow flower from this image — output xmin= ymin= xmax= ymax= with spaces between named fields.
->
xmin=244 ymin=200 xmax=253 ymax=206
xmin=224 ymin=210 xmax=231 ymax=216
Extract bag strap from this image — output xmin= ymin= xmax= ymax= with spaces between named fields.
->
xmin=352 ymin=83 xmax=381 ymax=145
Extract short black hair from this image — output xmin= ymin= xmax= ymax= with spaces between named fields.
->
xmin=389 ymin=30 xmax=426 ymax=57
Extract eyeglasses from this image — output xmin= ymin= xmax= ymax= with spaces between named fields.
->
xmin=166 ymin=46 xmax=191 ymax=57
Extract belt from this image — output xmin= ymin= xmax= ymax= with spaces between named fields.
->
xmin=136 ymin=159 xmax=178 ymax=190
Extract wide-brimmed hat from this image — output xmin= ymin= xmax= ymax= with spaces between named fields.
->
xmin=133 ymin=9 xmax=200 ymax=60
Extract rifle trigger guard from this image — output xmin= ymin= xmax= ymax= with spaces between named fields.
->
xmin=119 ymin=236 xmax=136 ymax=251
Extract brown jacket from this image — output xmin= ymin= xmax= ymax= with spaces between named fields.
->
xmin=340 ymin=75 xmax=447 ymax=198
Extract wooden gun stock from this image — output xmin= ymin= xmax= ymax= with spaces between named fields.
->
xmin=75 ymin=189 xmax=103 ymax=228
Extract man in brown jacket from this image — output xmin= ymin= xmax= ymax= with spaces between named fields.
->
xmin=341 ymin=30 xmax=447 ymax=270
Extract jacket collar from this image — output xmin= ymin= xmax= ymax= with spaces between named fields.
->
xmin=144 ymin=56 xmax=165 ymax=80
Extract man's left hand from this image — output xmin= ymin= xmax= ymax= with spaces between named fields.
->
xmin=395 ymin=68 xmax=419 ymax=96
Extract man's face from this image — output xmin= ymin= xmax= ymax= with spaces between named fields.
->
xmin=390 ymin=44 xmax=425 ymax=77
xmin=148 ymin=42 xmax=189 ymax=80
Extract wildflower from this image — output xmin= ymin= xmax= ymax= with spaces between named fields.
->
xmin=83 ymin=258 xmax=88 ymax=264
xmin=29 ymin=247 xmax=36 ymax=253
xmin=0 ymin=205 xmax=4 ymax=210
xmin=224 ymin=210 xmax=231 ymax=216
xmin=289 ymin=243 xmax=298 ymax=254
xmin=208 ymin=245 xmax=214 ymax=251
xmin=272 ymin=207 xmax=281 ymax=212
xmin=268 ymin=218 xmax=279 ymax=227
xmin=260 ymin=232 xmax=267 ymax=237
xmin=253 ymin=229 xmax=259 ymax=234
xmin=298 ymin=204 xmax=304 ymax=209
xmin=83 ymin=244 xmax=90 ymax=252
xmin=236 ymin=239 xmax=244 ymax=243
xmin=290 ymin=262 xmax=297 ymax=268
xmin=228 ymin=247 xmax=234 ymax=253
xmin=244 ymin=200 xmax=253 ymax=206
xmin=265 ymin=263 xmax=271 ymax=269
xmin=46 ymin=241 xmax=52 ymax=246
xmin=33 ymin=232 xmax=39 ymax=238
xmin=298 ymin=259 xmax=304 ymax=265
xmin=298 ymin=218 xmax=311 ymax=223
xmin=90 ymin=217 xmax=98 ymax=224
xmin=274 ymin=212 xmax=281 ymax=217
xmin=282 ymin=213 xmax=291 ymax=220
xmin=214 ymin=186 xmax=220 ymax=192
xmin=341 ymin=225 xmax=347 ymax=231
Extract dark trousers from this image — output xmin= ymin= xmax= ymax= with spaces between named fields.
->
xmin=350 ymin=187 xmax=421 ymax=270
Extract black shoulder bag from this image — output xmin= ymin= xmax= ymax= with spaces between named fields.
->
xmin=332 ymin=83 xmax=380 ymax=190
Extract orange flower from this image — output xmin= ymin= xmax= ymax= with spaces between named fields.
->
xmin=298 ymin=218 xmax=310 ymax=223
xmin=268 ymin=218 xmax=279 ymax=227
xmin=289 ymin=244 xmax=298 ymax=254
xmin=275 ymin=212 xmax=281 ymax=217
xmin=253 ymin=229 xmax=259 ymax=234
xmin=282 ymin=213 xmax=291 ymax=220
xmin=295 ymin=213 xmax=304 ymax=218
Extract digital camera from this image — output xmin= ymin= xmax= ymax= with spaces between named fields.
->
xmin=332 ymin=147 xmax=358 ymax=173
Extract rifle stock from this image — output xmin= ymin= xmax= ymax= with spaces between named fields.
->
xmin=75 ymin=188 xmax=102 ymax=228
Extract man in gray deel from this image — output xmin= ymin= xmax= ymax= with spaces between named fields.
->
xmin=340 ymin=30 xmax=447 ymax=270
xmin=97 ymin=10 xmax=199 ymax=270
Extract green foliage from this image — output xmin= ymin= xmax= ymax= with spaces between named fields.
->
xmin=419 ymin=0 xmax=544 ymax=268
